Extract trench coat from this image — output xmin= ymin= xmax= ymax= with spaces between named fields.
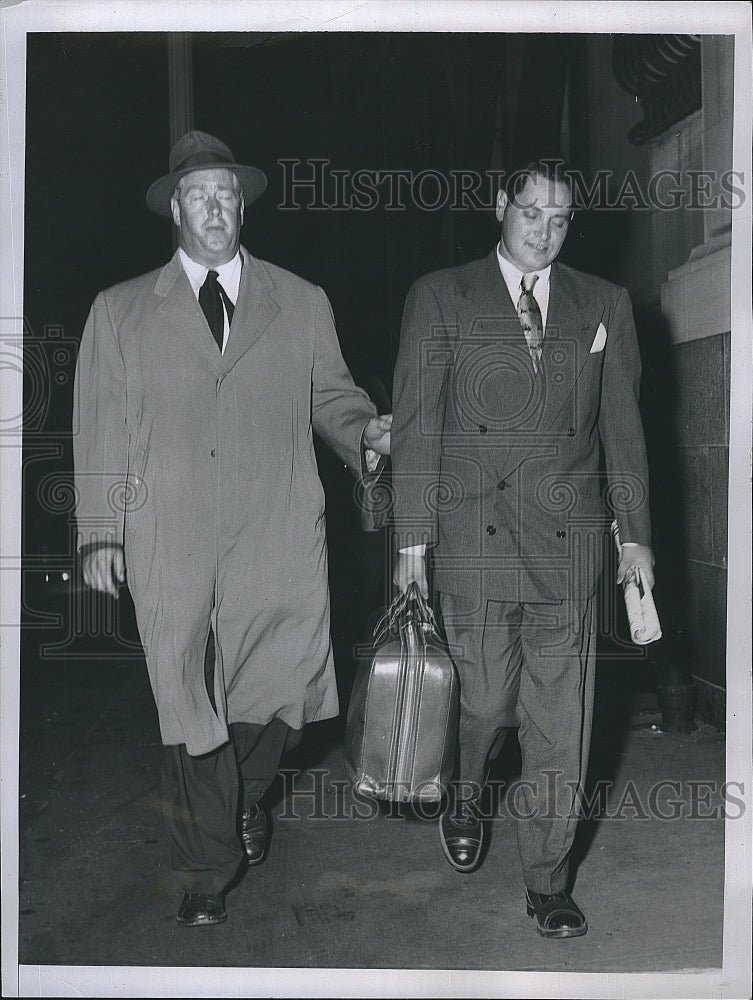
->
xmin=390 ymin=250 xmax=652 ymax=607
xmin=73 ymin=246 xmax=377 ymax=755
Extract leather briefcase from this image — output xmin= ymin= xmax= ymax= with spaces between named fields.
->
xmin=344 ymin=583 xmax=459 ymax=804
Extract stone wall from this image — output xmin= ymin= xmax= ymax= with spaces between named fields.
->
xmin=585 ymin=34 xmax=734 ymax=728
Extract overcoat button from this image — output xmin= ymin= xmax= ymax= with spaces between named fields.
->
xmin=496 ymin=480 xmax=506 ymax=490
xmin=556 ymin=530 xmax=566 ymax=538
xmin=567 ymin=427 xmax=575 ymax=437
xmin=478 ymin=424 xmax=488 ymax=434
xmin=210 ymin=448 xmax=215 ymax=457
xmin=486 ymin=524 xmax=497 ymax=535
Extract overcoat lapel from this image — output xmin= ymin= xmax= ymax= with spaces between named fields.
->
xmin=220 ymin=247 xmax=280 ymax=374
xmin=151 ymin=247 xmax=281 ymax=373
xmin=153 ymin=251 xmax=222 ymax=368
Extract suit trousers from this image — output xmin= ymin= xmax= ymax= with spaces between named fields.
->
xmin=159 ymin=628 xmax=301 ymax=894
xmin=439 ymin=591 xmax=596 ymax=895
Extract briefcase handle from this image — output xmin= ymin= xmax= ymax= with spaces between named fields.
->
xmin=373 ymin=582 xmax=440 ymax=644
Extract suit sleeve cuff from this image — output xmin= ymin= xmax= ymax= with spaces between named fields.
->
xmin=399 ymin=544 xmax=426 ymax=555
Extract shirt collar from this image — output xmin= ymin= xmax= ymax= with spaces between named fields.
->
xmin=495 ymin=242 xmax=551 ymax=292
xmin=178 ymin=247 xmax=242 ymax=302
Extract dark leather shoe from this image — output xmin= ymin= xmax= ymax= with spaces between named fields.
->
xmin=176 ymin=892 xmax=227 ymax=927
xmin=526 ymin=889 xmax=588 ymax=938
xmin=241 ymin=802 xmax=268 ymax=865
xmin=439 ymin=800 xmax=483 ymax=872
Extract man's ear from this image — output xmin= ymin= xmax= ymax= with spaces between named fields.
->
xmin=495 ymin=188 xmax=507 ymax=223
xmin=170 ymin=195 xmax=181 ymax=228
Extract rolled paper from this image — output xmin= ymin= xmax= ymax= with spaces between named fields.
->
xmin=623 ymin=568 xmax=662 ymax=644
xmin=612 ymin=520 xmax=662 ymax=645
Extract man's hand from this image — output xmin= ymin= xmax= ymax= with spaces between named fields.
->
xmin=617 ymin=543 xmax=655 ymax=590
xmin=82 ymin=544 xmax=126 ymax=598
xmin=393 ymin=550 xmax=428 ymax=598
xmin=364 ymin=413 xmax=392 ymax=456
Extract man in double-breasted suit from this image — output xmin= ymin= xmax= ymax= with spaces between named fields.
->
xmin=73 ymin=131 xmax=391 ymax=926
xmin=391 ymin=160 xmax=654 ymax=938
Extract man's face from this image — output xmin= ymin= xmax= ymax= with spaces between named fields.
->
xmin=171 ymin=168 xmax=244 ymax=267
xmin=495 ymin=173 xmax=572 ymax=272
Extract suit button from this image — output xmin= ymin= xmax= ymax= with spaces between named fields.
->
xmin=567 ymin=427 xmax=575 ymax=437
xmin=496 ymin=480 xmax=506 ymax=491
xmin=210 ymin=448 xmax=215 ymax=457
xmin=478 ymin=424 xmax=487 ymax=434
xmin=556 ymin=530 xmax=566 ymax=539
xmin=486 ymin=524 xmax=497 ymax=535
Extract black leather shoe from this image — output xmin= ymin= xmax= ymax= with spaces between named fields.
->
xmin=439 ymin=800 xmax=483 ymax=872
xmin=176 ymin=892 xmax=227 ymax=927
xmin=526 ymin=889 xmax=588 ymax=939
xmin=241 ymin=802 xmax=268 ymax=865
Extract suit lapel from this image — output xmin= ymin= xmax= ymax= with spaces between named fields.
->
xmin=544 ymin=262 xmax=596 ymax=371
xmin=539 ymin=262 xmax=601 ymax=422
xmin=460 ymin=254 xmax=603 ymax=476
xmin=466 ymin=253 xmax=597 ymax=380
xmin=459 ymin=249 xmax=525 ymax=342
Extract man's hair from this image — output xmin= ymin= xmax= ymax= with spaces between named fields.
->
xmin=502 ymin=158 xmax=574 ymax=210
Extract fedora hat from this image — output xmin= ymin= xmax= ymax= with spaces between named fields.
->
xmin=146 ymin=130 xmax=268 ymax=217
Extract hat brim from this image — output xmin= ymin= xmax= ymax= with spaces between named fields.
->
xmin=146 ymin=163 xmax=268 ymax=217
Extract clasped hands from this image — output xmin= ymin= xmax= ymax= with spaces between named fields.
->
xmin=363 ymin=413 xmax=392 ymax=472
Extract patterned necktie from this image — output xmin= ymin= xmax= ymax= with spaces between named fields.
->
xmin=517 ymin=273 xmax=543 ymax=373
xmin=199 ymin=270 xmax=234 ymax=352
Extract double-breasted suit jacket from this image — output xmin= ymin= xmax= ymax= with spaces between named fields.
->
xmin=391 ymin=249 xmax=651 ymax=608
xmin=73 ymin=246 xmax=376 ymax=755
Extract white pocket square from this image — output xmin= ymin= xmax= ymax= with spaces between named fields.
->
xmin=590 ymin=322 xmax=607 ymax=354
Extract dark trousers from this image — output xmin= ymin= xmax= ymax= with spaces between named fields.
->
xmin=159 ymin=629 xmax=301 ymax=894
xmin=440 ymin=592 xmax=596 ymax=895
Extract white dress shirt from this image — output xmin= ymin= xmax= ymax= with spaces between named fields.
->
xmin=495 ymin=242 xmax=551 ymax=328
xmin=179 ymin=247 xmax=242 ymax=353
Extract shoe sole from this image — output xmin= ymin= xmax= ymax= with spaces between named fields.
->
xmin=177 ymin=913 xmax=228 ymax=927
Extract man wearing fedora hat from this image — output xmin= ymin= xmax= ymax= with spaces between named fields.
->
xmin=73 ymin=130 xmax=391 ymax=926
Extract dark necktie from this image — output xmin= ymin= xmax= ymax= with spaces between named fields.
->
xmin=199 ymin=270 xmax=234 ymax=351
xmin=517 ymin=273 xmax=544 ymax=373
